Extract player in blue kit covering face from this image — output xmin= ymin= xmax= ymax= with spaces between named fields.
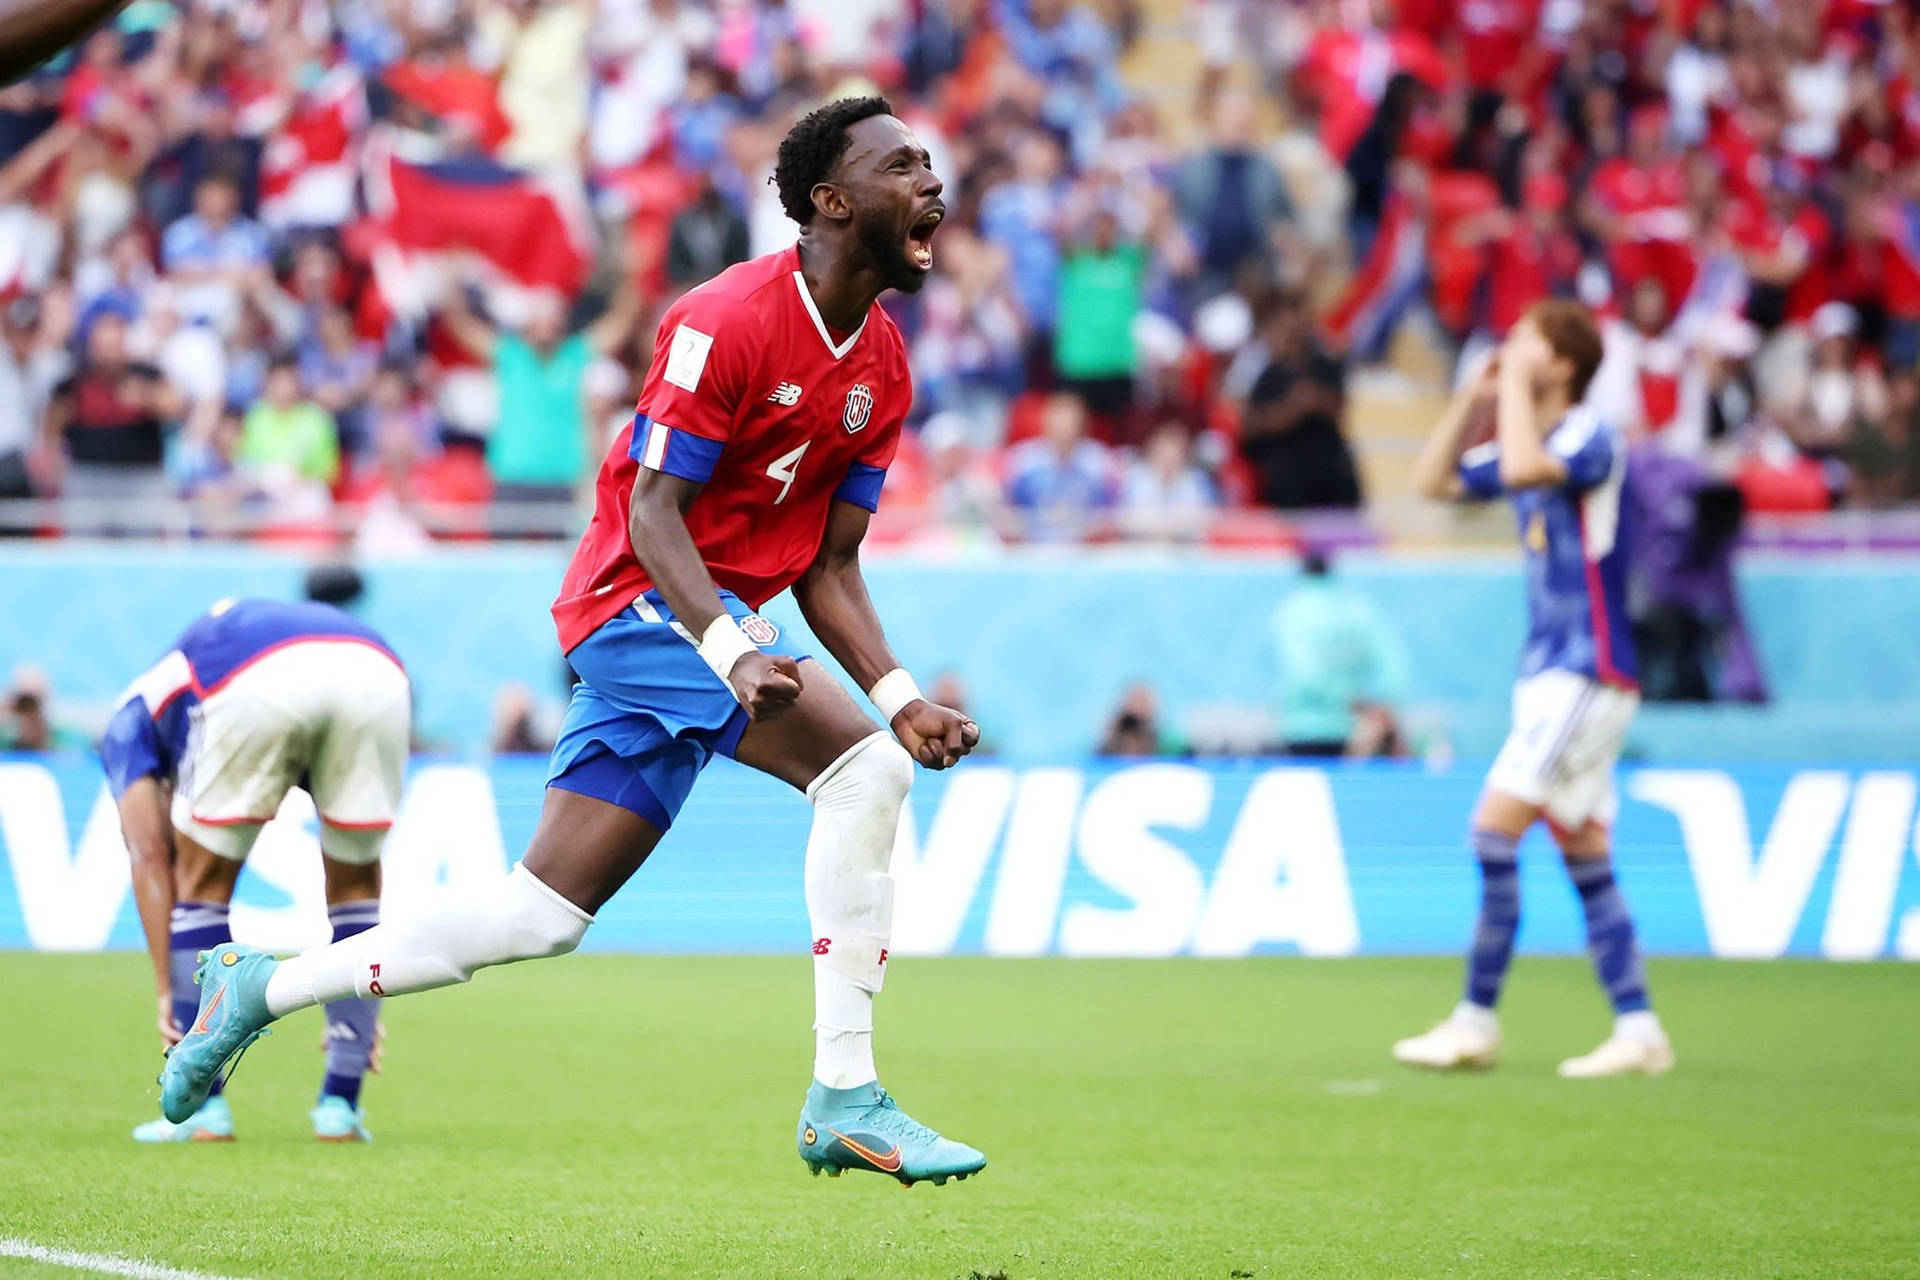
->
xmin=103 ymin=596 xmax=409 ymax=1142
xmin=161 ymin=98 xmax=987 ymax=1184
xmin=1397 ymin=299 xmax=1675 ymax=1078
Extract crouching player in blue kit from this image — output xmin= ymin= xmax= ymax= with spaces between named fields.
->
xmin=1397 ymin=301 xmax=1674 ymax=1078
xmin=104 ymin=598 xmax=410 ymax=1140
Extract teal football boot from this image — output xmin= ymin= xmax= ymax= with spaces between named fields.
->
xmin=131 ymin=1095 xmax=235 ymax=1143
xmin=159 ymin=944 xmax=277 ymax=1123
xmin=311 ymin=1095 xmax=373 ymax=1143
xmin=796 ymin=1082 xmax=986 ymax=1187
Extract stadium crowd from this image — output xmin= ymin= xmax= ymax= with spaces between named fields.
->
xmin=0 ymin=0 xmax=1916 ymax=552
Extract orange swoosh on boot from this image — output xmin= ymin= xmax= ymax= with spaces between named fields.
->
xmin=191 ymin=984 xmax=226 ymax=1035
xmin=829 ymin=1128 xmax=903 ymax=1173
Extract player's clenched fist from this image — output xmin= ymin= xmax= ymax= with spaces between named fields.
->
xmin=890 ymin=701 xmax=980 ymax=770
xmin=730 ymin=651 xmax=804 ymax=720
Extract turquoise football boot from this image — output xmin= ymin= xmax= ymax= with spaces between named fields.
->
xmin=796 ymin=1082 xmax=986 ymax=1187
xmin=131 ymin=1095 xmax=235 ymax=1143
xmin=159 ymin=945 xmax=277 ymax=1123
xmin=311 ymin=1095 xmax=372 ymax=1143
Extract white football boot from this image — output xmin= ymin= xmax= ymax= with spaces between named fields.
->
xmin=1558 ymin=1012 xmax=1674 ymax=1078
xmin=1392 ymin=1002 xmax=1501 ymax=1070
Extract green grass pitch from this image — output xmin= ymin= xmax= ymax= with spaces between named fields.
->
xmin=2 ymin=952 xmax=1916 ymax=1278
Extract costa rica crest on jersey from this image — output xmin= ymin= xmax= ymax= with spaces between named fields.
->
xmin=842 ymin=383 xmax=874 ymax=434
xmin=741 ymin=614 xmax=780 ymax=645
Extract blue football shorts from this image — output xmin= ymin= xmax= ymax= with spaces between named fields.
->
xmin=547 ymin=589 xmax=807 ymax=831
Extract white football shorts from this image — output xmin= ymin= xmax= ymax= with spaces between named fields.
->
xmin=1484 ymin=668 xmax=1639 ymax=833
xmin=172 ymin=639 xmax=411 ymax=863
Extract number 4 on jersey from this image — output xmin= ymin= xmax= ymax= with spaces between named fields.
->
xmin=766 ymin=443 xmax=809 ymax=504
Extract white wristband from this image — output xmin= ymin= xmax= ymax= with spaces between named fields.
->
xmin=868 ymin=668 xmax=923 ymax=723
xmin=696 ymin=614 xmax=758 ymax=689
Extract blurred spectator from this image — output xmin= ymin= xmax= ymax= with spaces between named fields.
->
xmin=45 ymin=310 xmax=178 ymax=526
xmin=439 ymin=279 xmax=640 ymax=506
xmin=0 ymin=294 xmax=70 ymax=509
xmin=667 ymin=171 xmax=751 ymax=292
xmin=74 ymin=228 xmax=156 ymax=333
xmin=490 ymin=681 xmax=555 ymax=754
xmin=1096 ymin=681 xmax=1183 ymax=757
xmin=917 ymin=412 xmax=1003 ymax=536
xmin=980 ymin=131 xmax=1069 ymax=374
xmin=240 ymin=355 xmax=339 ymax=492
xmin=299 ymin=305 xmax=379 ymax=453
xmin=1625 ymin=449 xmax=1768 ymax=704
xmin=0 ymin=666 xmax=87 ymax=752
xmin=1239 ymin=292 xmax=1361 ymax=510
xmin=907 ymin=227 xmax=1027 ymax=423
xmin=1342 ymin=72 xmax=1423 ymax=257
xmin=361 ymin=363 xmax=444 ymax=464
xmin=1118 ymin=423 xmax=1216 ymax=543
xmin=1054 ymin=205 xmax=1145 ymax=419
xmin=485 ymin=0 xmax=593 ymax=169
xmin=1172 ymin=88 xmax=1293 ymax=293
xmin=145 ymin=89 xmax=263 ymax=230
xmin=160 ymin=172 xmax=270 ymax=332
xmin=385 ymin=25 xmax=512 ymax=154
xmin=175 ymin=404 xmax=264 ymax=532
xmin=669 ymin=58 xmax=743 ymax=172
xmin=1003 ymin=391 xmax=1117 ymax=541
xmin=1847 ymin=369 xmax=1920 ymax=509
xmin=1269 ymin=549 xmax=1409 ymax=757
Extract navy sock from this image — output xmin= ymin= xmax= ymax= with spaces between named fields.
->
xmin=1568 ymin=857 xmax=1650 ymax=1014
xmin=171 ymin=901 xmax=231 ymax=1099
xmin=1462 ymin=830 xmax=1521 ymax=1010
xmin=321 ymin=901 xmax=382 ymax=1108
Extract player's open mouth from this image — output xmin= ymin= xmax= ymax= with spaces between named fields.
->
xmin=907 ymin=206 xmax=944 ymax=271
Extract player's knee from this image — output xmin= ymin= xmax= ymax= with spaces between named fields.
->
xmin=864 ymin=737 xmax=915 ymax=804
xmin=811 ymin=732 xmax=914 ymax=809
xmin=491 ymin=865 xmax=592 ymax=963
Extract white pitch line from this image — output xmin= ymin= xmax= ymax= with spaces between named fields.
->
xmin=0 ymin=1239 xmax=247 ymax=1280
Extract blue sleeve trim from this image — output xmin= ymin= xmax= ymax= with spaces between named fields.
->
xmin=1457 ymin=445 xmax=1503 ymax=500
xmin=834 ymin=462 xmax=888 ymax=513
xmin=99 ymin=698 xmax=162 ymax=799
xmin=629 ymin=413 xmax=725 ymax=483
xmin=1558 ymin=433 xmax=1616 ymax=491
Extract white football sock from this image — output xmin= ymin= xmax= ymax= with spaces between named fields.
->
xmin=804 ymin=732 xmax=913 ymax=1090
xmin=1450 ymin=1001 xmax=1499 ymax=1037
xmin=1615 ymin=1009 xmax=1664 ymax=1044
xmin=264 ymin=863 xmax=592 ymax=1016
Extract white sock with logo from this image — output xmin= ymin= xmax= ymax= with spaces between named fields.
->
xmin=804 ymin=733 xmax=914 ymax=1091
xmin=263 ymin=863 xmax=592 ymax=1016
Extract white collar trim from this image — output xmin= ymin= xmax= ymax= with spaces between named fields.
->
xmin=791 ymin=271 xmax=865 ymax=360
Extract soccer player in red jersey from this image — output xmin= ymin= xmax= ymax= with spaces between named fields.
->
xmin=162 ymin=98 xmax=988 ymax=1185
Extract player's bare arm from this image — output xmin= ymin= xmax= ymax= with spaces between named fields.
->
xmin=114 ymin=776 xmax=179 ymax=1043
xmin=1411 ymin=357 xmax=1500 ymax=501
xmin=0 ymin=0 xmax=127 ymax=83
xmin=791 ymin=499 xmax=979 ymax=770
xmin=1492 ymin=322 xmax=1571 ymax=490
xmin=627 ymin=467 xmax=803 ymax=720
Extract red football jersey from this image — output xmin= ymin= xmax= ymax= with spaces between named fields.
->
xmin=552 ymin=246 xmax=909 ymax=653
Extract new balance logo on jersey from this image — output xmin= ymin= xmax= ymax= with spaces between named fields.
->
xmin=768 ymin=382 xmax=803 ymax=406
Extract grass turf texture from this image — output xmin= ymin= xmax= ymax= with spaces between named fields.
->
xmin=2 ymin=954 xmax=1916 ymax=1279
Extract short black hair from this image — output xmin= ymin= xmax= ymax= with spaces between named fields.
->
xmin=304 ymin=563 xmax=366 ymax=609
xmin=774 ymin=96 xmax=895 ymax=226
